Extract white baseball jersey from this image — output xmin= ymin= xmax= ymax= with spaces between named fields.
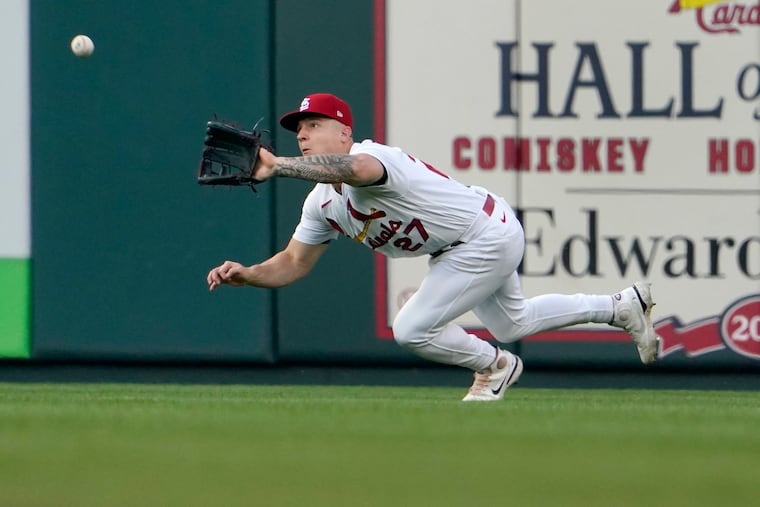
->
xmin=292 ymin=140 xmax=492 ymax=258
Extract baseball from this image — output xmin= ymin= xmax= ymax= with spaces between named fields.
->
xmin=70 ymin=35 xmax=94 ymax=58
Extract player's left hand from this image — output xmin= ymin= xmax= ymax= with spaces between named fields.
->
xmin=207 ymin=261 xmax=251 ymax=291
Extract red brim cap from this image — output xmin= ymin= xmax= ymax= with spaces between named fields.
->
xmin=279 ymin=93 xmax=353 ymax=132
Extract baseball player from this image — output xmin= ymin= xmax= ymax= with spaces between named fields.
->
xmin=206 ymin=93 xmax=661 ymax=401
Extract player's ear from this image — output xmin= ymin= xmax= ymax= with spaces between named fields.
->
xmin=341 ymin=125 xmax=353 ymax=140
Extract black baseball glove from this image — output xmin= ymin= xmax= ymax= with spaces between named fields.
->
xmin=197 ymin=120 xmax=272 ymax=191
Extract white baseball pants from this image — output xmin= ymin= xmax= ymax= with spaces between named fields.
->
xmin=392 ymin=193 xmax=614 ymax=372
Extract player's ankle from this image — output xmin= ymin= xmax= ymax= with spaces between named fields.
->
xmin=493 ymin=351 xmax=507 ymax=370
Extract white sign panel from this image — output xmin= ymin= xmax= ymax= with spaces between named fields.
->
xmin=0 ymin=0 xmax=30 ymax=258
xmin=379 ymin=0 xmax=760 ymax=360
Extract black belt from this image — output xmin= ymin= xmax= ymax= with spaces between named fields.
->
xmin=430 ymin=194 xmax=496 ymax=258
xmin=430 ymin=240 xmax=464 ymax=258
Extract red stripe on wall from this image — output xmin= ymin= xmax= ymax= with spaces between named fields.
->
xmin=373 ymin=0 xmax=393 ymax=338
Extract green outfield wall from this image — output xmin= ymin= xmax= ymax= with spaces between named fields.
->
xmin=27 ymin=0 xmax=396 ymax=363
xmin=30 ymin=0 xmax=279 ymax=361
xmin=14 ymin=0 xmax=760 ymax=372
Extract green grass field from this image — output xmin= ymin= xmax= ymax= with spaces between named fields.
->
xmin=0 ymin=383 xmax=758 ymax=507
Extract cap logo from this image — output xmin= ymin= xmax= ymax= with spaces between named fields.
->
xmin=299 ymin=98 xmax=311 ymax=111
xmin=336 ymin=110 xmax=344 ymax=118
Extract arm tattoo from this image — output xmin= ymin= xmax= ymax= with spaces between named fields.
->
xmin=273 ymin=155 xmax=355 ymax=183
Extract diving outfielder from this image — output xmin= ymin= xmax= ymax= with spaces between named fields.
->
xmin=206 ymin=93 xmax=661 ymax=401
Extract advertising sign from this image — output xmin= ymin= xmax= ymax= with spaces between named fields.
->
xmin=379 ymin=0 xmax=759 ymax=361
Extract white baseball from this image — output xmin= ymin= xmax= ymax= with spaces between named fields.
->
xmin=70 ymin=35 xmax=95 ymax=58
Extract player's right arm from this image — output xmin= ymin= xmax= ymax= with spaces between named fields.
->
xmin=207 ymin=238 xmax=328 ymax=291
xmin=256 ymin=148 xmax=385 ymax=187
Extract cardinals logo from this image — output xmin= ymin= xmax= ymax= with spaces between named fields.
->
xmin=668 ymin=0 xmax=760 ymax=34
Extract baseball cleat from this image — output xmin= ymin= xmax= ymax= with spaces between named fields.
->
xmin=612 ymin=281 xmax=661 ymax=364
xmin=462 ymin=349 xmax=523 ymax=402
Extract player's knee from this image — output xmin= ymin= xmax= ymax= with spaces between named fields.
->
xmin=392 ymin=313 xmax=428 ymax=349
xmin=490 ymin=306 xmax=532 ymax=343
xmin=509 ymin=307 xmax=530 ymax=328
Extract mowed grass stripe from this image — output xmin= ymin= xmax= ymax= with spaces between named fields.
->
xmin=0 ymin=384 xmax=757 ymax=507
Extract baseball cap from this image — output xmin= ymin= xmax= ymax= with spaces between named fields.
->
xmin=279 ymin=93 xmax=353 ymax=132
